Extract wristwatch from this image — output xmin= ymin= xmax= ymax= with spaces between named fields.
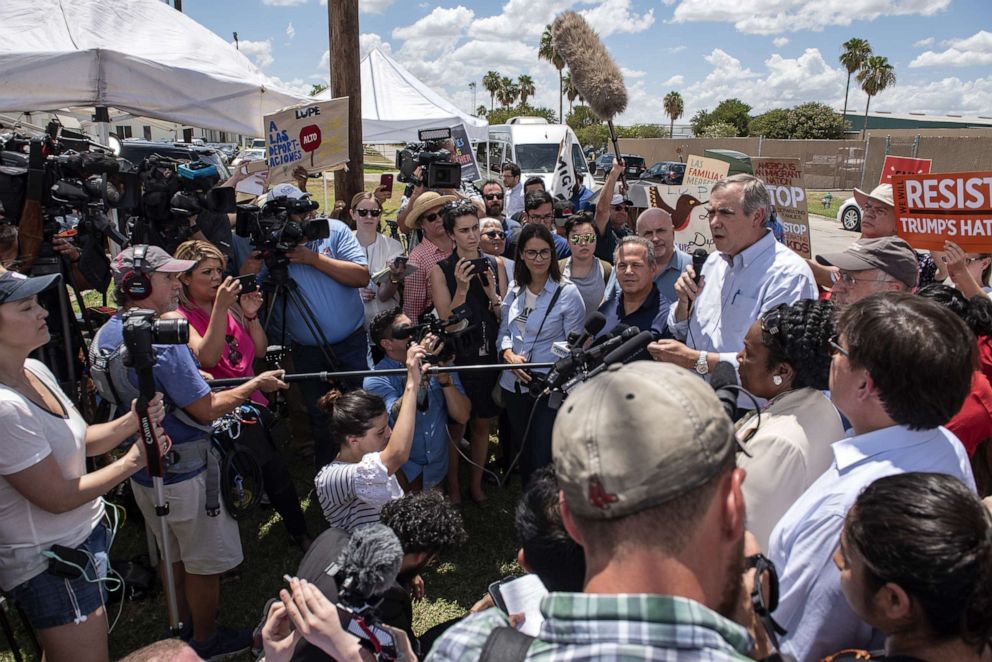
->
xmin=694 ymin=351 xmax=709 ymax=375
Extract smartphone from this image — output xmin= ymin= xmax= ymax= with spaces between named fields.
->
xmin=468 ymin=257 xmax=490 ymax=275
xmin=393 ymin=255 xmax=409 ymax=269
xmin=380 ymin=173 xmax=394 ymax=198
xmin=47 ymin=544 xmax=90 ymax=579
xmin=487 ymin=576 xmax=520 ymax=613
xmin=234 ymin=273 xmax=258 ymax=293
xmin=336 ymin=604 xmax=398 ymax=660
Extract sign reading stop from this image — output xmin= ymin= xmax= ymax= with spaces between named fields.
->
xmin=300 ymin=125 xmax=322 ymax=166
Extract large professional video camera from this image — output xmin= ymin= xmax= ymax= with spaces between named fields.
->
xmin=391 ymin=304 xmax=475 ymax=364
xmin=395 ymin=127 xmax=462 ymax=190
xmin=46 ymin=150 xmax=134 ymax=247
xmin=234 ymin=194 xmax=328 ymax=259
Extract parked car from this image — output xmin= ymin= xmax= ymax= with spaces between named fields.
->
xmin=231 ymin=147 xmax=265 ymax=168
xmin=837 ymin=196 xmax=861 ymax=232
xmin=591 ymin=153 xmax=645 ymax=179
xmin=640 ymin=161 xmax=686 ymax=185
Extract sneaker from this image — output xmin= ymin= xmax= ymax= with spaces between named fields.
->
xmin=189 ymin=625 xmax=253 ymax=662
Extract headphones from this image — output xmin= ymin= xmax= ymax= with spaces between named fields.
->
xmin=121 ymin=244 xmax=152 ymax=300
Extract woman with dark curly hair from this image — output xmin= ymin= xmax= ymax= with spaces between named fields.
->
xmin=825 ymin=472 xmax=992 ymax=662
xmin=735 ymin=299 xmax=846 ymax=548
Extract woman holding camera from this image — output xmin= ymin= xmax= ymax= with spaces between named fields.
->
xmin=826 ymin=472 xmax=992 ymax=661
xmin=498 ymin=224 xmax=586 ymax=487
xmin=168 ymin=240 xmax=311 ymax=550
xmin=351 ymin=192 xmax=406 ymax=328
xmin=431 ymin=201 xmax=508 ymax=506
xmin=314 ymin=341 xmax=427 ymax=531
xmin=0 ymin=271 xmax=167 ymax=662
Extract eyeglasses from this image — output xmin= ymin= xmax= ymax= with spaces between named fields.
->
xmin=527 ymin=212 xmax=554 ymax=222
xmin=746 ymin=553 xmax=786 ymax=650
xmin=830 ymin=270 xmax=891 ymax=286
xmin=422 ymin=212 xmax=442 ymax=223
xmin=355 ymin=208 xmax=381 ymax=217
xmin=829 ymin=334 xmax=849 ymax=357
xmin=225 ymin=334 xmax=243 ymax=365
xmin=570 ymin=233 xmax=596 ymax=245
xmin=482 ymin=230 xmax=506 ymax=240
xmin=522 ymin=248 xmax=552 ymax=260
xmin=483 ymin=193 xmax=504 ymax=201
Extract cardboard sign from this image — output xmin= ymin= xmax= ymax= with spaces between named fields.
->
xmin=880 ymin=155 xmax=932 ymax=185
xmin=628 ymin=180 xmax=716 ymax=254
xmin=683 ymin=154 xmax=730 ymax=187
xmin=264 ymin=97 xmax=349 ymax=185
xmin=753 ymin=157 xmax=812 ymax=258
xmin=892 ymin=171 xmax=992 ymax=251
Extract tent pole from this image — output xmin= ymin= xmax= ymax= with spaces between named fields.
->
xmin=92 ymin=106 xmax=111 ymax=147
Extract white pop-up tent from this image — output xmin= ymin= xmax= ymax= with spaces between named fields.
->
xmin=0 ymin=0 xmax=309 ymax=137
xmin=316 ymin=48 xmax=489 ymax=144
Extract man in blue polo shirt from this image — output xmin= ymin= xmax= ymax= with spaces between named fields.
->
xmin=604 ymin=208 xmax=690 ymax=304
xmin=597 ymin=237 xmax=670 ymax=361
xmin=363 ymin=308 xmax=471 ymax=491
xmin=240 ymin=183 xmax=370 ymax=467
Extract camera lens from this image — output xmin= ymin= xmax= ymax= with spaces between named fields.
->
xmin=150 ymin=318 xmax=190 ymax=345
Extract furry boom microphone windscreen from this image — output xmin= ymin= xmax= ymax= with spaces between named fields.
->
xmin=550 ymin=11 xmax=628 ymax=121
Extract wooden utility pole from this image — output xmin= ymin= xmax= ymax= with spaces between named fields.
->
xmin=328 ymin=0 xmax=363 ymax=207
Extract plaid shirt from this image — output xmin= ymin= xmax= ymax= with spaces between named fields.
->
xmin=425 ymin=593 xmax=754 ymax=661
xmin=404 ymin=237 xmax=450 ymax=323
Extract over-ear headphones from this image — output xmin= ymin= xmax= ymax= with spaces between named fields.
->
xmin=122 ymin=244 xmax=152 ymax=300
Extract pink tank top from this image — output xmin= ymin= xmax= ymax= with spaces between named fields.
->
xmin=177 ymin=304 xmax=267 ymax=405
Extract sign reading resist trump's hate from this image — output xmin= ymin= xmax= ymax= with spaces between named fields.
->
xmin=892 ymin=171 xmax=992 ymax=252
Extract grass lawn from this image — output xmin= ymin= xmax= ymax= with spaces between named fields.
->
xmin=807 ymin=190 xmax=851 ymax=219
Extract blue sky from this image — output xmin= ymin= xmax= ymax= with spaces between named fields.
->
xmin=181 ymin=0 xmax=992 ymax=124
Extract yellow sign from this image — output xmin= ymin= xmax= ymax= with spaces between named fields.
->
xmin=264 ymin=97 xmax=349 ymax=185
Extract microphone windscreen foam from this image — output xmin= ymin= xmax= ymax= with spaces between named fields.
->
xmin=551 ymin=11 xmax=628 ymax=121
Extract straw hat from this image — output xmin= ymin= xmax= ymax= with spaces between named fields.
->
xmin=406 ymin=191 xmax=458 ymax=229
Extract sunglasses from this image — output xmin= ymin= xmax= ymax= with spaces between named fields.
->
xmin=747 ymin=553 xmax=786 ymax=650
xmin=482 ymin=230 xmax=506 ymax=239
xmin=225 ymin=334 xmax=243 ymax=365
xmin=570 ymin=233 xmax=595 ymax=245
xmin=422 ymin=212 xmax=441 ymax=223
xmin=483 ymin=193 xmax=504 ymax=201
xmin=829 ymin=334 xmax=849 ymax=357
xmin=760 ymin=307 xmax=782 ymax=338
xmin=355 ymin=208 xmax=381 ymax=217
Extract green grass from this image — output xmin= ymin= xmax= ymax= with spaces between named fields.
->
xmin=0 ymin=429 xmax=521 ymax=661
xmin=807 ymin=190 xmax=851 ymax=219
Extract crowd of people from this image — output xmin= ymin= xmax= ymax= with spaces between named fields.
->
xmin=1 ymin=152 xmax=991 ymax=662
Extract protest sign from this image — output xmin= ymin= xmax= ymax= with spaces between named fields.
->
xmin=448 ymin=124 xmax=480 ymax=182
xmin=628 ymin=179 xmax=718 ymax=254
xmin=264 ymin=97 xmax=349 ymax=185
xmin=753 ymin=157 xmax=812 ymax=258
xmin=550 ymin=134 xmax=577 ymax=200
xmin=892 ymin=171 xmax=992 ymax=251
xmin=683 ymin=154 xmax=729 ymax=187
xmin=880 ymin=155 xmax=932 ymax=185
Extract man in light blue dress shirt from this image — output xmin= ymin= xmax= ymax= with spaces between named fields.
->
xmin=767 ymin=292 xmax=976 ymax=661
xmin=649 ymin=174 xmax=816 ymax=376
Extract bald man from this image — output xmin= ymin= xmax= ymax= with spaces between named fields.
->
xmin=604 ymin=208 xmax=690 ymax=303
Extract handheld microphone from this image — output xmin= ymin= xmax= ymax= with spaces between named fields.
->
xmin=602 ymin=329 xmax=655 ymax=366
xmin=572 ymin=311 xmax=607 ymax=349
xmin=692 ymin=249 xmax=708 ymax=285
xmin=331 ymin=523 xmax=403 ymax=608
xmin=584 ymin=325 xmax=639 ymax=362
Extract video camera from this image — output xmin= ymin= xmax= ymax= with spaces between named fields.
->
xmin=395 ymin=127 xmax=462 ymax=190
xmin=234 ymin=194 xmax=327 ymax=256
xmin=391 ymin=304 xmax=474 ymax=364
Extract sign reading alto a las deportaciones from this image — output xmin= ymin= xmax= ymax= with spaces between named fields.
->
xmin=892 ymin=171 xmax=992 ymax=252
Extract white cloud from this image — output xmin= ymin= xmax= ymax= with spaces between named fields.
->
xmin=317 ymin=34 xmax=390 ymax=74
xmin=234 ymin=39 xmax=274 ymax=69
xmin=469 ymin=0 xmax=569 ymax=42
xmin=844 ymin=75 xmax=992 ymax=116
xmin=392 ymin=6 xmax=475 ymax=56
xmin=910 ymin=30 xmax=992 ymax=67
xmin=286 ymin=22 xmax=295 ymax=40
xmin=773 ymin=36 xmax=789 ymax=47
xmin=262 ymin=0 xmax=307 ymax=5
xmin=361 ymin=0 xmax=396 ymax=13
xmin=914 ymin=37 xmax=934 ymax=47
xmin=671 ymin=0 xmax=950 ymax=34
xmin=578 ymin=0 xmax=655 ymax=37
xmin=622 ymin=67 xmax=647 ymax=78
xmin=663 ymin=74 xmax=684 ymax=86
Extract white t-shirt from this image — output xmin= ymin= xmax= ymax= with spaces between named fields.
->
xmin=0 ymin=360 xmax=104 ymax=590
xmin=314 ymin=452 xmax=402 ymax=532
xmin=355 ymin=231 xmax=405 ymax=326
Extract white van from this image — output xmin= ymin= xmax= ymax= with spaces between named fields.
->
xmin=475 ymin=117 xmax=594 ymax=190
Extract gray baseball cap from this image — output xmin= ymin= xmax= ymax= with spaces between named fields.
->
xmin=553 ymin=361 xmax=736 ymax=520
xmin=111 ymin=245 xmax=196 ymax=286
xmin=816 ymin=236 xmax=919 ymax=289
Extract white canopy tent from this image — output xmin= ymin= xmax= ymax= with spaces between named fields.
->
xmin=0 ymin=0 xmax=309 ymax=138
xmin=316 ymin=48 xmax=489 ymax=144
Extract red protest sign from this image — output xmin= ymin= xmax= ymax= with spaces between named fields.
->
xmin=880 ymin=156 xmax=932 ymax=185
xmin=892 ymin=171 xmax=992 ymax=251
xmin=300 ymin=125 xmax=322 ymax=167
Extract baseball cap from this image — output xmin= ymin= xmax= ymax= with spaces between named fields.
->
xmin=853 ymin=183 xmax=894 ymax=209
xmin=553 ymin=361 xmax=735 ymax=520
xmin=610 ymin=194 xmax=631 ymax=206
xmin=111 ymin=245 xmax=197 ymax=286
xmin=0 ymin=271 xmax=61 ymax=304
xmin=815 ymin=236 xmax=919 ymax=288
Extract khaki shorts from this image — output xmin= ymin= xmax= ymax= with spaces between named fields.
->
xmin=131 ymin=471 xmax=243 ymax=575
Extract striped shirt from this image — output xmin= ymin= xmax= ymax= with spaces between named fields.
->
xmin=314 ymin=452 xmax=403 ymax=532
xmin=425 ymin=593 xmax=753 ymax=661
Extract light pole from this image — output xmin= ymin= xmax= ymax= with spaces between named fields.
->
xmin=469 ymin=82 xmax=477 ymax=111
xmin=233 ymin=32 xmax=239 ymax=50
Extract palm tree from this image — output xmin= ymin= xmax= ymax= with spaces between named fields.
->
xmin=538 ymin=25 xmax=565 ymax=122
xmin=839 ymin=38 xmax=872 ymax=125
xmin=497 ymin=76 xmax=520 ymax=109
xmin=663 ymin=91 xmax=684 ymax=139
xmin=517 ymin=74 xmax=535 ymax=105
xmin=563 ymin=71 xmax=582 ymax=114
xmin=857 ymin=55 xmax=896 ymax=139
xmin=482 ymin=70 xmax=501 ymax=112
xmin=475 ymin=105 xmax=488 ymax=118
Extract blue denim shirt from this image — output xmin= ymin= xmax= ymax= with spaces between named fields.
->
xmin=498 ymin=279 xmax=586 ymax=391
